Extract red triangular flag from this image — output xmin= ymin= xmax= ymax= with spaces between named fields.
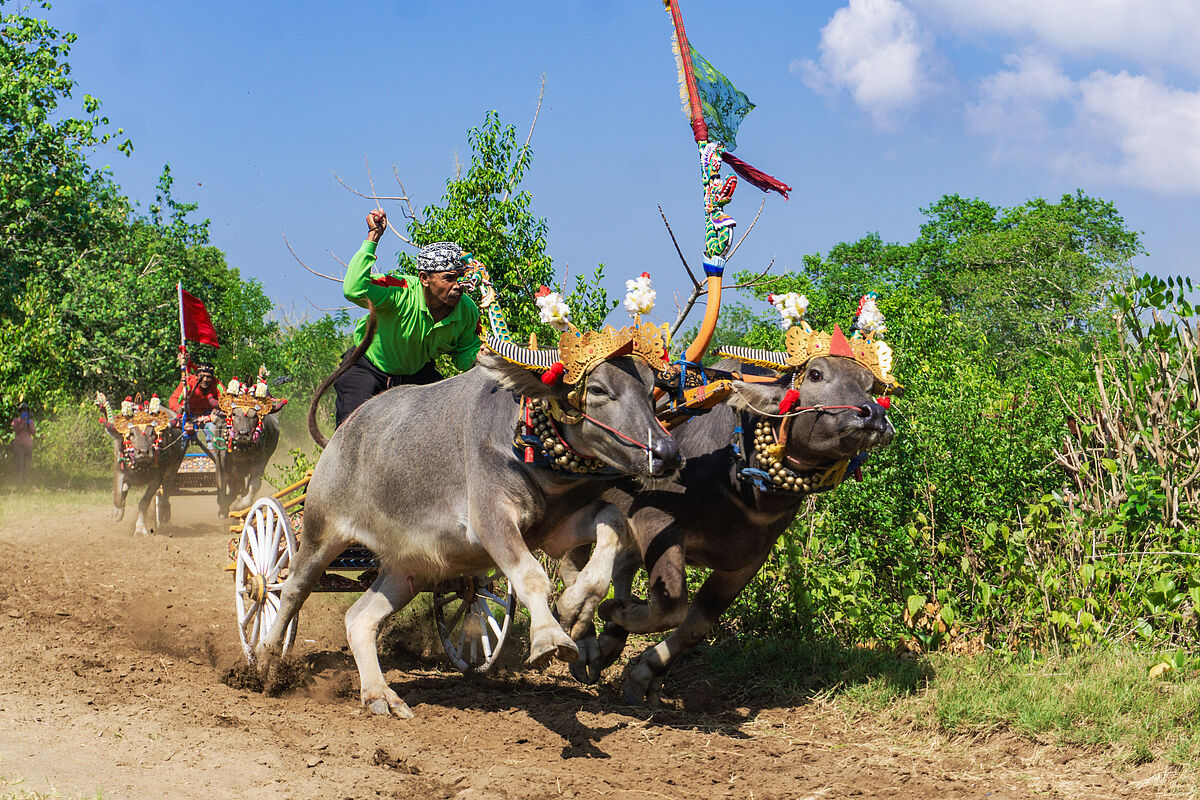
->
xmin=181 ymin=288 xmax=219 ymax=348
xmin=829 ymin=325 xmax=854 ymax=358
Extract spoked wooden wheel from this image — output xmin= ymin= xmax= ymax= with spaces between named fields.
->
xmin=234 ymin=497 xmax=297 ymax=663
xmin=433 ymin=570 xmax=516 ymax=673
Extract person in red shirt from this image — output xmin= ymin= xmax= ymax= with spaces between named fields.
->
xmin=169 ymin=362 xmax=224 ymax=445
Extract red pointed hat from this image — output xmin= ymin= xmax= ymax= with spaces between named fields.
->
xmin=828 ymin=325 xmax=855 ymax=358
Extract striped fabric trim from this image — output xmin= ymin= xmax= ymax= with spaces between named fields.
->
xmin=715 ymin=346 xmax=791 ymax=371
xmin=484 ymin=336 xmax=560 ymax=370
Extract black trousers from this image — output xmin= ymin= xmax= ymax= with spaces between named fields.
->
xmin=333 ymin=351 xmax=442 ymax=427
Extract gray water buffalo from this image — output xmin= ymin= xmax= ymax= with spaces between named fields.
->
xmin=571 ymin=346 xmax=899 ymax=705
xmin=98 ymin=398 xmax=186 ymax=536
xmin=214 ymin=396 xmax=284 ymax=516
xmin=255 ymin=321 xmax=695 ymax=719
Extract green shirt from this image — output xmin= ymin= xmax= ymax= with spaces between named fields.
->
xmin=342 ymin=241 xmax=482 ymax=375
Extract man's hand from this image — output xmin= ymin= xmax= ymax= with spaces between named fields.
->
xmin=366 ymin=209 xmax=387 ymax=243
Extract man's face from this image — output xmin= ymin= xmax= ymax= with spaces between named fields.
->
xmin=198 ymin=373 xmax=213 ymax=390
xmin=419 ymin=269 xmax=466 ymax=310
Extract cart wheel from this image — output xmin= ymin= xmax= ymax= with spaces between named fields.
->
xmin=234 ymin=497 xmax=297 ymax=663
xmin=433 ymin=570 xmax=516 ymax=673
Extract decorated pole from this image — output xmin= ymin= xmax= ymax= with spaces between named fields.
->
xmin=666 ymin=0 xmax=725 ymax=367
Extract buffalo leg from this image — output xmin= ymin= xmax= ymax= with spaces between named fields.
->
xmin=133 ymin=480 xmax=158 ymax=536
xmin=345 ymin=570 xmax=416 ymax=719
xmin=255 ymin=515 xmax=349 ymax=668
xmin=623 ymin=559 xmax=764 ymax=707
xmin=600 ymin=522 xmax=688 ymax=634
xmin=555 ymin=503 xmax=628 ymax=639
xmin=470 ymin=504 xmax=577 ymax=667
xmin=112 ymin=467 xmax=129 ymax=522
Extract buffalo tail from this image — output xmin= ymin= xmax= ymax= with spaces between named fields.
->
xmin=308 ymin=300 xmax=377 ymax=448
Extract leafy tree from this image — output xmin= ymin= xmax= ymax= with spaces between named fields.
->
xmin=402 ymin=110 xmax=614 ymax=345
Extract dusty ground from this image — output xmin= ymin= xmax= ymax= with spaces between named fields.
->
xmin=0 ymin=492 xmax=1187 ymax=799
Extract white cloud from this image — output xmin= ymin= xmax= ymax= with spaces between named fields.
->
xmin=910 ymin=0 xmax=1200 ymax=75
xmin=967 ymin=53 xmax=1200 ymax=194
xmin=792 ymin=0 xmax=932 ymax=129
xmin=1068 ymin=72 xmax=1200 ymax=194
xmin=966 ymin=50 xmax=1074 ymax=154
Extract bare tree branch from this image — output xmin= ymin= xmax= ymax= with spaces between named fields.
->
xmin=503 ymin=74 xmax=546 ymax=203
xmin=391 ymin=164 xmax=420 ymax=223
xmin=282 ymin=232 xmax=342 ymax=283
xmin=659 ymin=205 xmax=699 ymax=289
xmin=667 ymin=259 xmax=777 ymax=339
xmin=332 ymin=166 xmax=416 ymax=247
xmin=304 ymin=294 xmax=353 ymax=313
xmin=727 ymin=197 xmax=766 ymax=262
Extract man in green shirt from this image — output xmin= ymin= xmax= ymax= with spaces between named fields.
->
xmin=334 ymin=209 xmax=482 ymax=426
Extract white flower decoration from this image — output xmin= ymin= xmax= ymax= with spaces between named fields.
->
xmin=768 ymin=292 xmax=809 ymax=329
xmin=536 ymin=290 xmax=572 ymax=332
xmin=855 ymin=296 xmax=887 ymax=337
xmin=148 ymin=395 xmax=162 ymax=414
xmin=624 ymin=272 xmax=655 ymax=317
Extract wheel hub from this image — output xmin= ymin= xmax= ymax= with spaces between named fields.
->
xmin=245 ymin=572 xmax=267 ymax=604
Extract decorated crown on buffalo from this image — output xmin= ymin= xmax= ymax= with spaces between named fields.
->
xmin=717 ymin=293 xmax=900 ymax=395
xmin=482 ymin=274 xmax=670 ymax=385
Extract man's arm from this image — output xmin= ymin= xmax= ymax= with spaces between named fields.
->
xmin=449 ymin=309 xmax=483 ymax=371
xmin=167 ymin=380 xmax=186 ymax=412
xmin=343 ymin=209 xmax=397 ymax=312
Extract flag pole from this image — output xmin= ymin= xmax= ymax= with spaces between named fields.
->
xmin=177 ymin=281 xmax=188 ymax=426
xmin=666 ymin=0 xmax=708 ymax=143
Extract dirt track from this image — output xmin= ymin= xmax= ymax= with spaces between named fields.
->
xmin=0 ymin=492 xmax=1182 ymax=799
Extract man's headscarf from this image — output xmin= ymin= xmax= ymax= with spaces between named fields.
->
xmin=417 ymin=241 xmax=464 ymax=273
xmin=195 ymin=362 xmax=216 ymax=377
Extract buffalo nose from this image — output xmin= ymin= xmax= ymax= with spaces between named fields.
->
xmin=651 ymin=436 xmax=682 ymax=473
xmin=857 ymin=401 xmax=887 ymax=426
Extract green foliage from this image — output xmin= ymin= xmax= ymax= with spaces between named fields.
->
xmin=705 ymin=193 xmax=1200 ymax=653
xmin=402 ymin=110 xmax=615 ymax=346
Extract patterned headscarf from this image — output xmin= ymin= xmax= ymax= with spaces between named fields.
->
xmin=417 ymin=241 xmax=465 ymax=273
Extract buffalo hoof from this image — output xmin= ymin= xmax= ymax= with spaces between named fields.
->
xmin=363 ymin=686 xmax=414 ymax=719
xmin=112 ymin=506 xmax=125 ymax=522
xmin=568 ymin=636 xmax=603 ymax=685
xmin=158 ymin=500 xmax=172 ymax=525
xmin=528 ymin=638 xmax=579 ymax=669
xmin=622 ymin=661 xmax=665 ymax=708
xmin=596 ymin=629 xmax=629 ymax=672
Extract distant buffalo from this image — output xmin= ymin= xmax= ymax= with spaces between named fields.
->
xmin=97 ymin=396 xmax=185 ymax=536
xmin=214 ymin=394 xmax=285 ymax=516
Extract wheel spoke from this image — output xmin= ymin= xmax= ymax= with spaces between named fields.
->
xmin=267 ymin=514 xmax=282 ymax=568
xmin=444 ymin=599 xmax=468 ymax=634
xmin=476 ymin=586 xmax=509 ymax=607
xmin=248 ymin=510 xmax=265 ymax=563
xmin=240 ymin=597 xmax=261 ymax=627
xmin=247 ymin=604 xmax=262 ymax=644
xmin=239 ymin=549 xmax=258 ymax=576
xmin=267 ymin=548 xmax=290 ymax=583
xmin=476 ymin=603 xmax=494 ymax=661
xmin=485 ymin=606 xmax=504 ymax=639
xmin=255 ymin=505 xmax=275 ymax=572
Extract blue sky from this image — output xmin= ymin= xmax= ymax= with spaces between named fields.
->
xmin=44 ymin=0 xmax=1200 ymax=331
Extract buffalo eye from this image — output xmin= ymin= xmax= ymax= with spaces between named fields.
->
xmin=807 ymin=368 xmax=823 ymax=383
xmin=589 ymin=384 xmax=611 ymax=399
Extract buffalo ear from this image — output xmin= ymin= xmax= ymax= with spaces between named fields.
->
xmin=477 ymin=350 xmax=568 ymax=403
xmin=726 ymin=378 xmax=789 ymax=416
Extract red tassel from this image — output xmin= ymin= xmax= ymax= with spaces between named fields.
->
xmin=542 ymin=362 xmax=565 ymax=385
xmin=721 ymin=151 xmax=791 ymax=199
xmin=779 ymin=388 xmax=800 ymax=414
xmin=876 ymin=396 xmax=891 ymax=409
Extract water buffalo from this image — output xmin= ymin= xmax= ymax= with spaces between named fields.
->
xmin=571 ymin=345 xmax=898 ymax=705
xmin=214 ymin=396 xmax=284 ymax=516
xmin=98 ymin=399 xmax=186 ymax=536
xmin=255 ymin=319 xmax=699 ymax=719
